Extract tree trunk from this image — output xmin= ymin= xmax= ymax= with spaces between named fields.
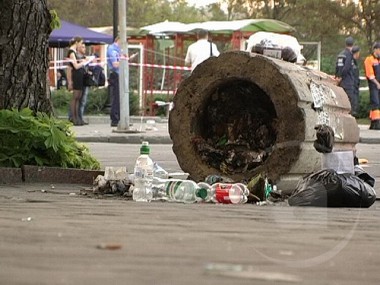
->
xmin=0 ymin=0 xmax=52 ymax=114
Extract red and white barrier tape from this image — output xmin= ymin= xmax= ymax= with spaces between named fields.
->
xmin=49 ymin=60 xmax=191 ymax=71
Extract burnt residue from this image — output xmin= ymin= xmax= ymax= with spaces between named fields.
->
xmin=193 ymin=79 xmax=278 ymax=175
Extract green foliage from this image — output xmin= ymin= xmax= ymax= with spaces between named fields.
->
xmin=50 ymin=10 xmax=61 ymax=29
xmin=85 ymin=88 xmax=109 ymax=114
xmin=358 ymin=90 xmax=370 ymax=119
xmin=51 ymin=87 xmax=140 ymax=116
xmin=0 ymin=108 xmax=100 ymax=170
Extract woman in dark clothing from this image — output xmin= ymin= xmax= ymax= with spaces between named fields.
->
xmin=67 ymin=36 xmax=85 ymax=125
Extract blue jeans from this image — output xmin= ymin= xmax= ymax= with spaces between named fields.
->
xmin=79 ymin=86 xmax=89 ymax=122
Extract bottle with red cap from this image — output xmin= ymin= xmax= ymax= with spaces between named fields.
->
xmin=197 ymin=182 xmax=250 ymax=204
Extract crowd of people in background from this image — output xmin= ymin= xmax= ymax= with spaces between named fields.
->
xmin=57 ymin=31 xmax=380 ymax=131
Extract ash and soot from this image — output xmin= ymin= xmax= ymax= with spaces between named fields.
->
xmin=193 ymin=79 xmax=278 ymax=175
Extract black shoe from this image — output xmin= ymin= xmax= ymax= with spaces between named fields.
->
xmin=80 ymin=120 xmax=89 ymax=125
xmin=111 ymin=122 xmax=118 ymax=127
xmin=369 ymin=120 xmax=380 ymax=130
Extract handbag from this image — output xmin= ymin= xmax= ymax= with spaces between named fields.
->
xmin=83 ymin=71 xmax=97 ymax=86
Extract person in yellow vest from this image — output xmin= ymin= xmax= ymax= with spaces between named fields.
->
xmin=364 ymin=42 xmax=380 ymax=130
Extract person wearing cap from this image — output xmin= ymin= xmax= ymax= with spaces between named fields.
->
xmin=335 ymin=36 xmax=357 ymax=116
xmin=351 ymin=46 xmax=361 ymax=117
xmin=364 ymin=42 xmax=380 ymax=130
xmin=185 ymin=29 xmax=220 ymax=72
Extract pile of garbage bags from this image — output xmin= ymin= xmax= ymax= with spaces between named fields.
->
xmin=246 ymin=31 xmax=306 ymax=64
xmin=288 ymin=124 xmax=376 ymax=208
xmin=288 ymin=168 xmax=376 ymax=207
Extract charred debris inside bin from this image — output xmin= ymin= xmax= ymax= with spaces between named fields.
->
xmin=192 ymin=79 xmax=278 ymax=175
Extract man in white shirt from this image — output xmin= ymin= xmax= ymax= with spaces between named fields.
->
xmin=185 ymin=29 xmax=220 ymax=72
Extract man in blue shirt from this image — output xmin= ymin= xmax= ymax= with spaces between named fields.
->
xmin=107 ymin=36 xmax=121 ymax=127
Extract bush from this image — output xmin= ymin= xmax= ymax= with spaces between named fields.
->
xmin=51 ymin=88 xmax=71 ymax=116
xmin=85 ymin=87 xmax=108 ymax=114
xmin=0 ymin=108 xmax=100 ymax=170
xmin=358 ymin=90 xmax=370 ymax=119
xmin=51 ymin=87 xmax=140 ymax=116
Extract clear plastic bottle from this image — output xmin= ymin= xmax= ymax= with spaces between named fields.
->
xmin=198 ymin=182 xmax=250 ymax=204
xmin=132 ymin=141 xmax=154 ymax=202
xmin=151 ymin=178 xmax=208 ymax=203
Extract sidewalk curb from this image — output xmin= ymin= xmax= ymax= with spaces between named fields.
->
xmin=359 ymin=137 xmax=380 ymax=144
xmin=76 ymin=136 xmax=172 ymax=144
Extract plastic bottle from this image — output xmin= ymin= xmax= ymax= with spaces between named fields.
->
xmin=204 ymin=174 xmax=233 ymax=185
xmin=132 ymin=141 xmax=154 ymax=202
xmin=153 ymin=162 xmax=169 ymax=179
xmin=151 ymin=178 xmax=208 ymax=203
xmin=199 ymin=182 xmax=250 ymax=204
xmin=264 ymin=178 xmax=272 ymax=200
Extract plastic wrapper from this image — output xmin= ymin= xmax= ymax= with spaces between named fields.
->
xmin=246 ymin=31 xmax=305 ymax=64
xmin=288 ymin=169 xmax=376 ymax=208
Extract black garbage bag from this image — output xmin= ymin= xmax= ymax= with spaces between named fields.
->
xmin=313 ymin=124 xmax=334 ymax=153
xmin=288 ymin=169 xmax=376 ymax=208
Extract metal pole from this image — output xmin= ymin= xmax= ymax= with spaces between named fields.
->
xmin=118 ymin=0 xmax=130 ymax=130
xmin=113 ymin=0 xmax=118 ymax=40
xmin=139 ymin=44 xmax=144 ymax=110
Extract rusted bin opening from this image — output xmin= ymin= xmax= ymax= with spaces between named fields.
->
xmin=196 ymin=78 xmax=277 ymax=174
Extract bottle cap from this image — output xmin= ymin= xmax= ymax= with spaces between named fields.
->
xmin=140 ymin=141 xmax=150 ymax=154
xmin=196 ymin=188 xmax=208 ymax=199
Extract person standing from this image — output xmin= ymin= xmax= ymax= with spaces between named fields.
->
xmin=107 ymin=36 xmax=121 ymax=127
xmin=351 ymin=46 xmax=361 ymax=117
xmin=185 ymin=29 xmax=220 ymax=72
xmin=77 ymin=43 xmax=89 ymax=125
xmin=67 ymin=36 xmax=86 ymax=126
xmin=335 ymin=36 xmax=356 ymax=116
xmin=364 ymin=42 xmax=380 ymax=130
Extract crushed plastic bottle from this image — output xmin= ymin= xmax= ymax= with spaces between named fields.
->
xmin=132 ymin=141 xmax=154 ymax=202
xmin=153 ymin=162 xmax=169 ymax=179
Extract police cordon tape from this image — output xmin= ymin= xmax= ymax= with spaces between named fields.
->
xmin=50 ymin=60 xmax=191 ymax=71
xmin=49 ymin=53 xmax=191 ymax=71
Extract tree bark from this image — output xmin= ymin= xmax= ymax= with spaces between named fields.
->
xmin=0 ymin=0 xmax=52 ymax=114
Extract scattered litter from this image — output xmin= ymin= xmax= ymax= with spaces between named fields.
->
xmin=145 ymin=120 xmax=158 ymax=131
xmin=21 ymin=217 xmax=32 ymax=222
xmin=51 ymin=184 xmax=55 ymax=189
xmin=69 ymin=193 xmax=76 ymax=196
xmin=167 ymin=172 xmax=189 ymax=180
xmin=96 ymin=243 xmax=122 ymax=250
xmin=104 ymin=166 xmax=128 ymax=180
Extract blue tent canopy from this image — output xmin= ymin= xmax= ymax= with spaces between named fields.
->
xmin=49 ymin=20 xmax=113 ymax=47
